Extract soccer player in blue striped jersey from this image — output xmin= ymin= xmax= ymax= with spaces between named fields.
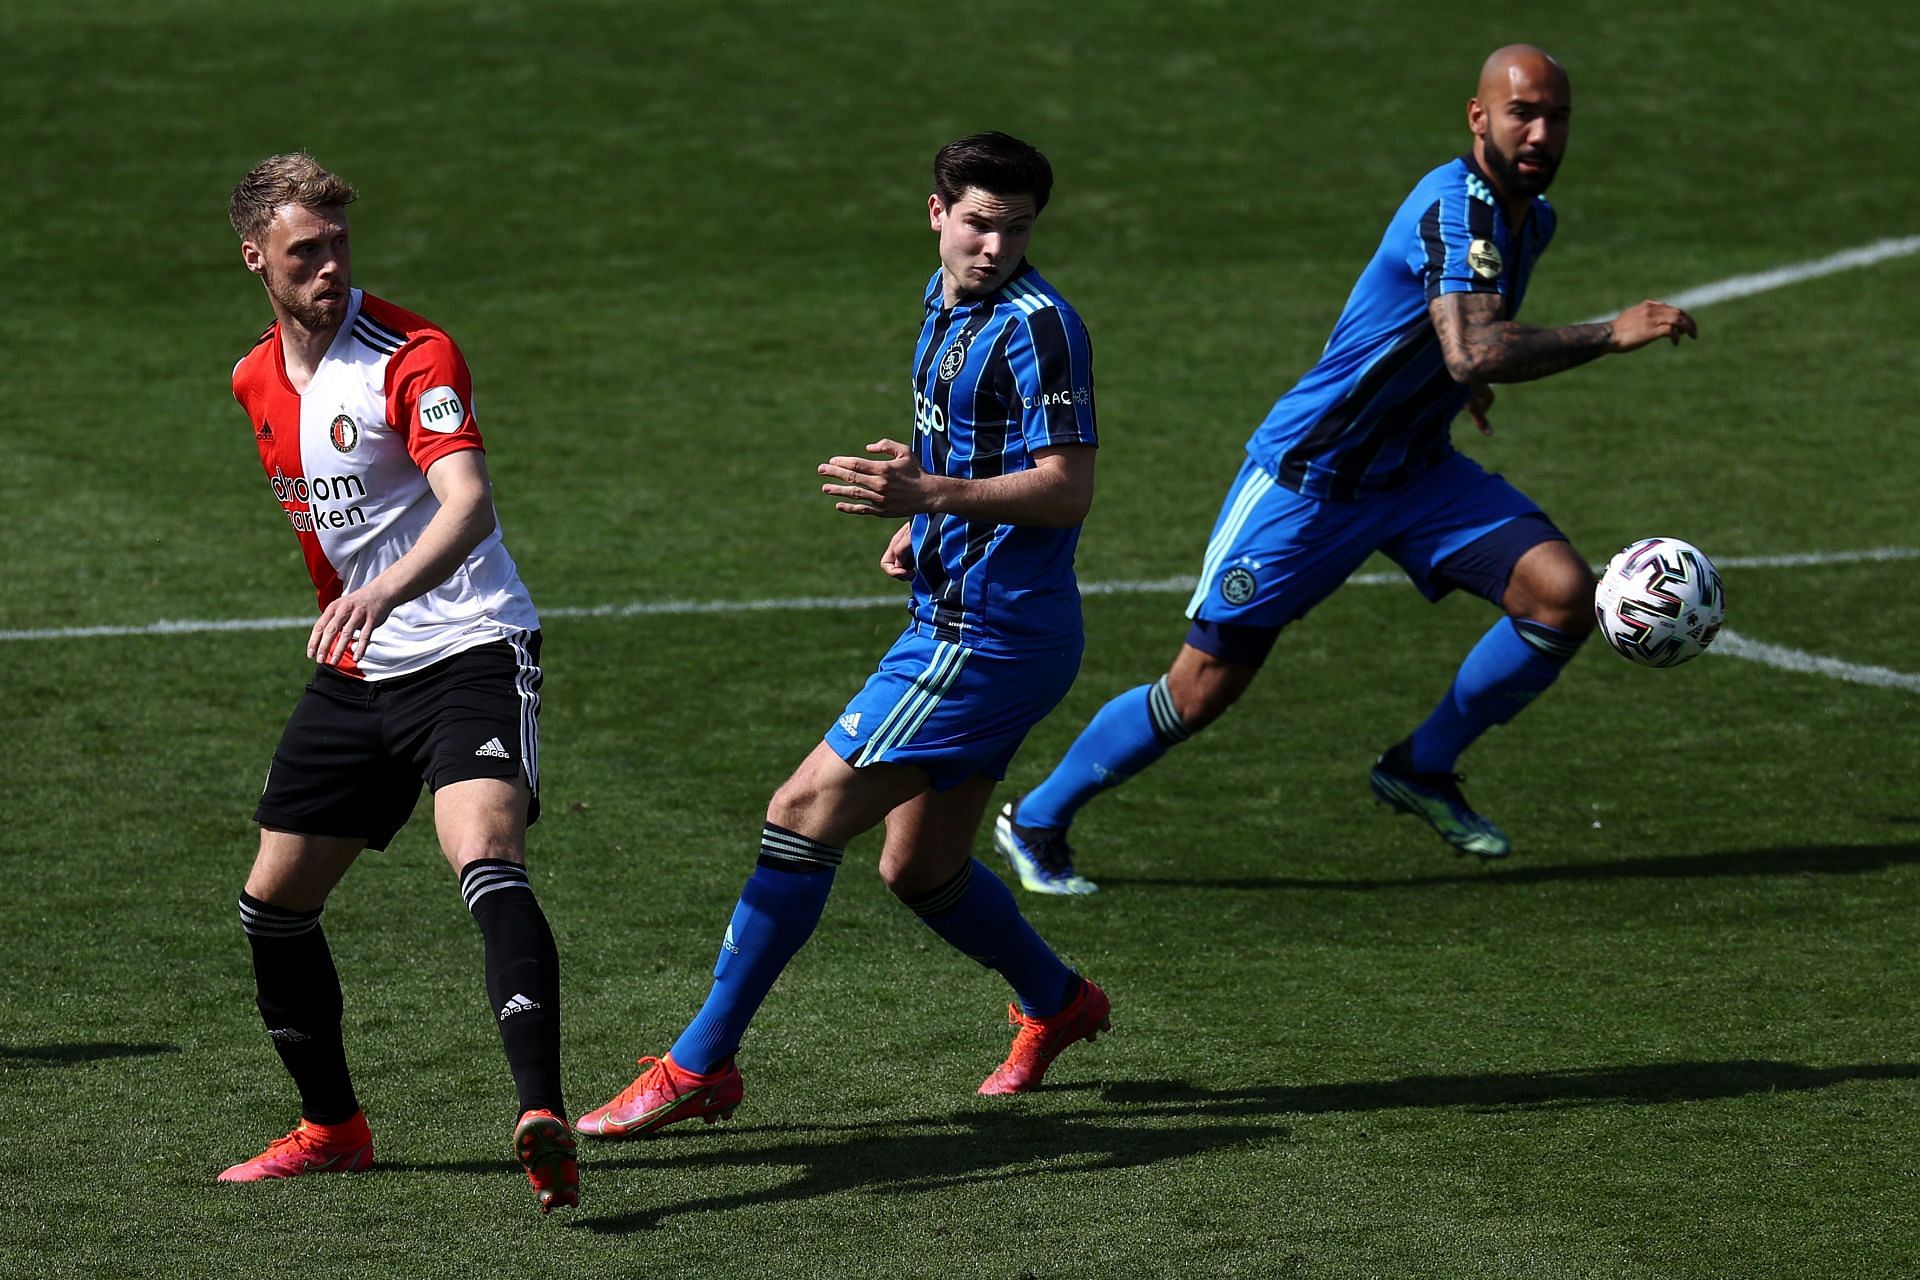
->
xmin=579 ymin=133 xmax=1109 ymax=1138
xmin=997 ymin=46 xmax=1699 ymax=889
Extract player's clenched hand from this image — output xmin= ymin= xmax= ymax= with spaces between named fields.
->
xmin=1465 ymin=383 xmax=1495 ymax=436
xmin=880 ymin=520 xmax=915 ymax=580
xmin=309 ymin=588 xmax=396 ymax=666
xmin=1610 ymin=300 xmax=1698 ymax=351
xmin=818 ymin=439 xmax=942 ymax=516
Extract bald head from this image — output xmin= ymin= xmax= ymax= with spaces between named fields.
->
xmin=1477 ymin=44 xmax=1569 ymax=104
xmin=1469 ymin=44 xmax=1572 ymax=210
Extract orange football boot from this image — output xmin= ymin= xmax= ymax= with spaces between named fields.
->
xmin=513 ymin=1109 xmax=580 ymax=1214
xmin=978 ymin=979 xmax=1111 ymax=1095
xmin=217 ymin=1111 xmax=374 ymax=1182
xmin=577 ymin=1054 xmax=743 ymax=1139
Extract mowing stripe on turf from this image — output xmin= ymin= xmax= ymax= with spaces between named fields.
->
xmin=1578 ymin=234 xmax=1920 ymax=323
xmin=1712 ymin=631 xmax=1920 ymax=693
xmin=4 ymin=546 xmax=1915 ymax=643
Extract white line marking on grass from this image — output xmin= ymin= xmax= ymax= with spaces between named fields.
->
xmin=1579 ymin=234 xmax=1920 ymax=322
xmin=4 ymin=547 xmax=1915 ymax=644
xmin=1713 ymin=630 xmax=1920 ymax=693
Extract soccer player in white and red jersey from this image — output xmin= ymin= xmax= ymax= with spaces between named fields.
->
xmin=217 ymin=153 xmax=576 ymax=1213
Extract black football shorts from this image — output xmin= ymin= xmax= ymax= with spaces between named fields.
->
xmin=254 ymin=630 xmax=542 ymax=849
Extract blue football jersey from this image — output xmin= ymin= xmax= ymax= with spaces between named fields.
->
xmin=904 ymin=261 xmax=1097 ymax=653
xmin=1247 ymin=154 xmax=1556 ymax=500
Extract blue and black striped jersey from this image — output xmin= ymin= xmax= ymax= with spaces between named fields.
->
xmin=905 ymin=261 xmax=1097 ymax=653
xmin=1247 ymin=153 xmax=1556 ymax=500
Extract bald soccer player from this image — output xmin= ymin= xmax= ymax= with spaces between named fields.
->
xmin=996 ymin=46 xmax=1697 ymax=891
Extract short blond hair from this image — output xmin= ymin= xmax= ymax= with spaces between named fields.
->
xmin=228 ymin=153 xmax=358 ymax=241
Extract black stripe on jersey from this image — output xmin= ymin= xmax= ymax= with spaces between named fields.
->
xmin=352 ymin=320 xmax=403 ymax=356
xmin=358 ymin=311 xmax=406 ymax=350
xmin=1276 ymin=316 xmax=1434 ymax=492
xmin=1325 ymin=362 xmax=1462 ymax=499
xmin=1465 ymin=191 xmax=1497 ymax=243
xmin=916 ymin=307 xmax=1002 ymax=641
xmin=1418 ymin=200 xmax=1448 ymax=300
xmin=937 ymin=319 xmax=1021 ymax=638
xmin=251 ymin=323 xmax=275 ymax=349
xmin=1462 ymin=193 xmax=1509 ymax=314
xmin=911 ymin=308 xmax=961 ymax=636
xmin=1018 ymin=304 xmax=1084 ymax=441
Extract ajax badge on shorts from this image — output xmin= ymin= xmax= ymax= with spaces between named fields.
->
xmin=1220 ymin=566 xmax=1257 ymax=606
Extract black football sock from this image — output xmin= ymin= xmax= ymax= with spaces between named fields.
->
xmin=238 ymin=892 xmax=360 ymax=1125
xmin=460 ymin=860 xmax=564 ymax=1119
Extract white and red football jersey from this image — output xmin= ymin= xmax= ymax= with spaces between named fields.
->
xmin=232 ymin=289 xmax=540 ymax=680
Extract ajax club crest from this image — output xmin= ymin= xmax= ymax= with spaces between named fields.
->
xmin=937 ymin=333 xmax=971 ymax=382
xmin=1221 ymin=567 xmax=1257 ymax=606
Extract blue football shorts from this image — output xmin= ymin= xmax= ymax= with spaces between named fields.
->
xmin=823 ymin=627 xmax=1083 ymax=791
xmin=1185 ymin=450 xmax=1558 ymax=632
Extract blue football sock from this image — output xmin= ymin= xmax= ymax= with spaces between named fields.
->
xmin=1408 ymin=617 xmax=1584 ymax=774
xmin=670 ymin=824 xmax=841 ymax=1074
xmin=903 ymin=859 xmax=1076 ymax=1018
xmin=1019 ymin=677 xmax=1191 ymax=832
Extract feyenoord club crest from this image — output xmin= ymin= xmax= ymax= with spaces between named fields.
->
xmin=937 ymin=333 xmax=970 ymax=382
xmin=329 ymin=413 xmax=359 ymax=454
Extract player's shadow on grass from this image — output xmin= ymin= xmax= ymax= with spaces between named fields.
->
xmin=1101 ymin=840 xmax=1920 ymax=892
xmin=569 ymin=1057 xmax=1914 ymax=1230
xmin=1096 ymin=1058 xmax=1920 ymax=1116
xmin=380 ymin=1056 xmax=1911 ymax=1230
xmin=0 ymin=1041 xmax=181 ymax=1067
xmin=573 ymin=1099 xmax=1293 ymax=1233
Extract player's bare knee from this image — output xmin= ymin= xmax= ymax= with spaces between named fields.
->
xmin=1511 ymin=575 xmax=1596 ymax=635
xmin=444 ymin=842 xmax=525 ymax=878
xmin=1167 ymin=663 xmax=1252 ymax=733
xmin=765 ymin=780 xmax=822 ymax=834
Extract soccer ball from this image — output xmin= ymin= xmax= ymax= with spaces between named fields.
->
xmin=1593 ymin=537 xmax=1726 ymax=668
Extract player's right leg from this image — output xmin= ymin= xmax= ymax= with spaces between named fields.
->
xmin=219 ymin=828 xmax=371 ymax=1182
xmin=1005 ymin=457 xmax=1368 ymax=890
xmin=221 ymin=667 xmax=418 ymax=1183
xmin=1000 ymin=643 xmax=1257 ymax=893
xmin=579 ymin=743 xmax=927 ymax=1140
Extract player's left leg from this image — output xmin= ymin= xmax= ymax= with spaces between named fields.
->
xmin=409 ymin=631 xmax=573 ymax=1210
xmin=1376 ymin=481 xmax=1594 ymax=856
xmin=885 ymin=776 xmax=1077 ymax=1014
xmin=1403 ymin=532 xmax=1594 ymax=775
xmin=881 ymin=776 xmax=1111 ymax=1094
xmin=436 ymin=776 xmax=575 ymax=1211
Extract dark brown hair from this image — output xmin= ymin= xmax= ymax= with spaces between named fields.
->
xmin=933 ymin=132 xmax=1053 ymax=214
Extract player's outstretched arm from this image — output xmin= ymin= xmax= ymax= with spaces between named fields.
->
xmin=818 ymin=441 xmax=1094 ymax=528
xmin=307 ymin=450 xmax=498 ymax=665
xmin=1430 ymin=293 xmax=1697 ymax=385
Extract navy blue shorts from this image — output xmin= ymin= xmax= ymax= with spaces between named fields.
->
xmin=254 ymin=631 xmax=542 ymax=849
xmin=824 ymin=627 xmax=1082 ymax=791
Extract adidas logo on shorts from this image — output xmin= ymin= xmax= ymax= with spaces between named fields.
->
xmin=475 ymin=737 xmax=511 ymax=759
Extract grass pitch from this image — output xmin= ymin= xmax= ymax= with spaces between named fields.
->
xmin=3 ymin=2 xmax=1916 ymax=1277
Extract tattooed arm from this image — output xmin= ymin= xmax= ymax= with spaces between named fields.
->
xmin=1430 ymin=292 xmax=1698 ymax=384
